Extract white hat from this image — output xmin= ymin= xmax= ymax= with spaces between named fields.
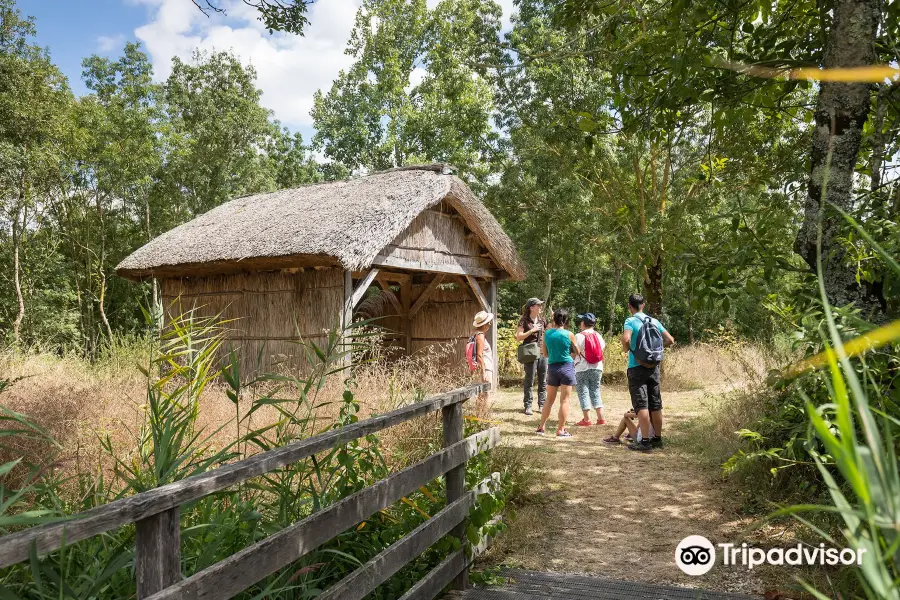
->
xmin=472 ymin=311 xmax=495 ymax=328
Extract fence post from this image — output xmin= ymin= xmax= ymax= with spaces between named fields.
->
xmin=442 ymin=396 xmax=467 ymax=590
xmin=135 ymin=506 xmax=181 ymax=598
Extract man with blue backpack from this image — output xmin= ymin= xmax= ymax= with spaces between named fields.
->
xmin=621 ymin=293 xmax=675 ymax=453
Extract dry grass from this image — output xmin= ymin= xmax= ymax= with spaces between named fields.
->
xmin=661 ymin=342 xmax=771 ymax=391
xmin=0 ymin=336 xmax=479 ymax=480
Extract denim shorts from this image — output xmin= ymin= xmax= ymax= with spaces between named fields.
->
xmin=547 ymin=361 xmax=576 ymax=387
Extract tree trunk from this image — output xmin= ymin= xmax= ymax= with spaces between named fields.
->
xmin=793 ymin=0 xmax=882 ymax=316
xmin=146 ymin=190 xmax=161 ymax=334
xmin=542 ymin=269 xmax=553 ymax=304
xmin=96 ymin=192 xmax=114 ymax=342
xmin=587 ymin=264 xmax=595 ymax=307
xmin=643 ymin=254 xmax=663 ymax=317
xmin=11 ymin=206 xmax=25 ymax=346
xmin=608 ymin=267 xmax=622 ymax=335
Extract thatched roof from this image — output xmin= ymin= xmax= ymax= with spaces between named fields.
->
xmin=116 ymin=165 xmax=526 ymax=281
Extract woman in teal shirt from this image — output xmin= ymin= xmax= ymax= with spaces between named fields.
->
xmin=536 ymin=308 xmax=580 ymax=437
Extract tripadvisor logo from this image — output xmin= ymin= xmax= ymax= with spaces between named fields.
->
xmin=676 ymin=536 xmax=868 ymax=575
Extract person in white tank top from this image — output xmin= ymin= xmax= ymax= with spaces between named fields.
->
xmin=472 ymin=311 xmax=494 ymax=383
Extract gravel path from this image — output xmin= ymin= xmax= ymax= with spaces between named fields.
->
xmin=480 ymin=382 xmax=772 ymax=597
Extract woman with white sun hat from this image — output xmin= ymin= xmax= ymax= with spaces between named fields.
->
xmin=471 ymin=310 xmax=495 ymax=385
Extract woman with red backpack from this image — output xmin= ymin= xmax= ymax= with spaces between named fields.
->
xmin=574 ymin=313 xmax=606 ymax=427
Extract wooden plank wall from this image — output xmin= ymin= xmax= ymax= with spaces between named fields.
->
xmin=376 ymin=205 xmax=496 ymax=276
xmin=160 ymin=268 xmax=343 ymax=375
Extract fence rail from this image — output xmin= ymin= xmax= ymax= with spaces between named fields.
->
xmin=0 ymin=382 xmax=496 ymax=600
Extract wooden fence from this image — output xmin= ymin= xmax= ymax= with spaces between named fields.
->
xmin=0 ymin=383 xmax=497 ymax=600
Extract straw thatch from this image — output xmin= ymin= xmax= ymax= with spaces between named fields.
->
xmin=116 ymin=165 xmax=525 ymax=281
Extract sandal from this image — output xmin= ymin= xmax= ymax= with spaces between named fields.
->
xmin=535 ymin=427 xmax=545 ymax=435
xmin=602 ymin=436 xmax=621 ymax=444
xmin=556 ymin=429 xmax=573 ymax=438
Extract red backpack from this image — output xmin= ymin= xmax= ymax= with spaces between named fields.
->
xmin=583 ymin=331 xmax=603 ymax=364
xmin=465 ymin=333 xmax=482 ymax=372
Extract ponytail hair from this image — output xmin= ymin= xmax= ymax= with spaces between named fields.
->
xmin=552 ymin=308 xmax=569 ymax=327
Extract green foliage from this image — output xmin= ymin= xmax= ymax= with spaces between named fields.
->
xmin=311 ymin=0 xmax=503 ymax=179
xmin=0 ymin=9 xmax=348 ymax=356
xmin=773 ymin=242 xmax=900 ymax=599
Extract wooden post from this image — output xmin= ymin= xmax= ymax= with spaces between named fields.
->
xmin=488 ymin=279 xmax=498 ymax=392
xmin=400 ymin=278 xmax=412 ymax=356
xmin=342 ymin=270 xmax=353 ymax=366
xmin=442 ymin=401 xmax=467 ymax=590
xmin=135 ymin=507 xmax=181 ymax=598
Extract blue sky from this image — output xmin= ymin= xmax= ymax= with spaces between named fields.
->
xmin=18 ymin=0 xmax=516 ymax=141
xmin=20 ymin=0 xmax=148 ymax=98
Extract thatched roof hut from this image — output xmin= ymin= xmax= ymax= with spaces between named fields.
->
xmin=117 ymin=164 xmax=524 ymax=378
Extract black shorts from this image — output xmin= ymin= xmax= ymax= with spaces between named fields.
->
xmin=547 ymin=361 xmax=577 ymax=387
xmin=627 ymin=365 xmax=662 ymax=412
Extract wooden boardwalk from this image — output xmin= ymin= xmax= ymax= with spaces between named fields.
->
xmin=448 ymin=570 xmax=758 ymax=600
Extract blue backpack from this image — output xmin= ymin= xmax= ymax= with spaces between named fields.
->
xmin=633 ymin=316 xmax=664 ymax=367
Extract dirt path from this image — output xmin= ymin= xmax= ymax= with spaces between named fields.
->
xmin=481 ymin=382 xmax=768 ymax=596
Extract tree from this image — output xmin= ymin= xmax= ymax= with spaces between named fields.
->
xmin=312 ymin=0 xmax=504 ymax=180
xmin=188 ymin=0 xmax=312 ymax=34
xmin=558 ymin=0 xmax=897 ymax=319
xmin=0 ymin=0 xmax=71 ymax=345
xmin=793 ymin=0 xmax=881 ymax=315
xmin=160 ymin=50 xmax=277 ymax=220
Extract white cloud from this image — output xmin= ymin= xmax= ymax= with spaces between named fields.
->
xmin=96 ymin=34 xmax=126 ymax=53
xmin=131 ymin=0 xmax=517 ymax=130
xmin=133 ymin=0 xmax=361 ymax=129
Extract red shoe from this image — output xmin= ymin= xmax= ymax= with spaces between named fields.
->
xmin=596 ymin=420 xmax=606 ymax=425
xmin=575 ymin=419 xmax=593 ymax=427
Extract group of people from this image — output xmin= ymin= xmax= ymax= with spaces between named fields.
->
xmin=469 ymin=292 xmax=675 ymax=452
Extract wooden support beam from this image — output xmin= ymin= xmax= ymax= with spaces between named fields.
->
xmin=464 ymin=275 xmax=490 ymax=312
xmin=400 ymin=279 xmax=412 ymax=355
xmin=408 ymin=274 xmax=444 ymax=318
xmin=342 ymin=270 xmax=353 ymax=366
xmin=346 ymin=268 xmax=379 ymax=314
xmin=377 ymin=280 xmax=404 ymax=316
xmin=488 ymin=279 xmax=499 ymax=392
xmin=375 ymin=271 xmax=412 ymax=282
xmin=371 ymin=255 xmax=494 ymax=279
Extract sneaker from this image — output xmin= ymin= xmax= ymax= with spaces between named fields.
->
xmin=556 ymin=429 xmax=573 ymax=438
xmin=596 ymin=419 xmax=606 ymax=425
xmin=535 ymin=427 xmax=545 ymax=435
xmin=650 ymin=436 xmax=664 ymax=448
xmin=575 ymin=419 xmax=593 ymax=427
xmin=523 ymin=407 xmax=533 ymax=416
xmin=627 ymin=440 xmax=652 ymax=453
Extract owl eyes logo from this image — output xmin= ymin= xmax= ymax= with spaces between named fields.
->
xmin=676 ymin=536 xmax=716 ymax=575
xmin=680 ymin=546 xmax=713 ymax=565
